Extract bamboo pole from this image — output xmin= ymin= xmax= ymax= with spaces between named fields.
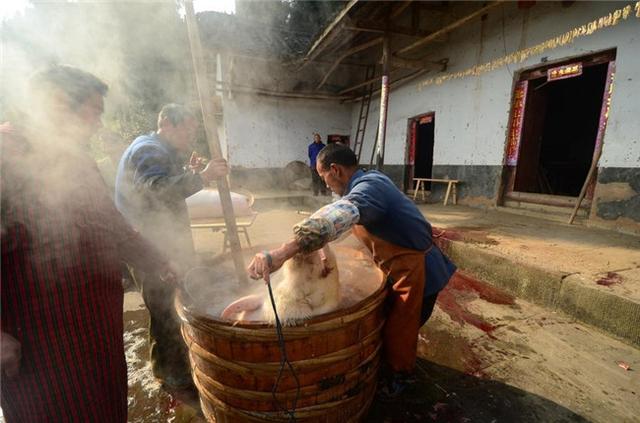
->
xmin=185 ymin=2 xmax=248 ymax=285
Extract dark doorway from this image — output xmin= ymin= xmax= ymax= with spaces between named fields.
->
xmin=513 ymin=62 xmax=608 ymax=196
xmin=406 ymin=113 xmax=435 ymax=190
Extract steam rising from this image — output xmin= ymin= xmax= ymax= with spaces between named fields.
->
xmin=0 ymin=0 xmax=351 ymax=289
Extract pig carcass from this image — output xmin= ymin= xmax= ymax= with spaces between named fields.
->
xmin=221 ymin=246 xmax=340 ymax=325
xmin=186 ymin=188 xmax=254 ymax=221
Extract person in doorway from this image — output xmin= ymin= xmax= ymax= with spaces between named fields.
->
xmin=308 ymin=132 xmax=327 ymax=196
xmin=247 ymin=143 xmax=456 ymax=400
xmin=1 ymin=65 xmax=175 ymax=422
xmin=115 ymin=103 xmax=228 ymax=389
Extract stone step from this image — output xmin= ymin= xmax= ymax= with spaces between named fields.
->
xmin=439 ymin=238 xmax=640 ymax=347
xmin=498 ymin=204 xmax=588 ymax=225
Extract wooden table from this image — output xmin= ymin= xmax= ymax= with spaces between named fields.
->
xmin=412 ymin=178 xmax=460 ymax=206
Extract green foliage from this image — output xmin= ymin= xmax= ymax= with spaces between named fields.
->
xmin=2 ymin=1 xmax=194 ymax=143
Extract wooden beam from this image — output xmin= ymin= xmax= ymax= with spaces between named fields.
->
xmin=339 ymin=73 xmax=379 ymax=96
xmin=215 ymin=80 xmax=350 ymax=100
xmin=215 ymin=50 xmax=371 ymax=68
xmin=396 ymin=1 xmax=505 ymax=56
xmin=345 ymin=22 xmax=439 ymax=38
xmin=390 ymin=1 xmax=413 ymax=19
xmin=316 ymin=37 xmax=383 ymax=89
xmin=389 ymin=56 xmax=447 ymax=71
xmin=185 ymin=1 xmax=248 ymax=286
xmin=338 ymin=69 xmax=388 ymax=95
xmin=243 ymin=89 xmax=348 ymax=101
xmin=347 ymin=68 xmax=429 ymax=103
xmin=303 ymin=0 xmax=359 ymax=65
xmin=339 ymin=68 xmax=407 ymax=95
xmin=344 ymin=25 xmax=384 ymax=34
xmin=222 ymin=51 xmax=370 ymax=68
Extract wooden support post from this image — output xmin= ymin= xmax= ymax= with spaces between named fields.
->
xmin=375 ymin=35 xmax=390 ymax=170
xmin=568 ymin=151 xmax=600 ymax=225
xmin=185 ymin=1 xmax=248 ymax=286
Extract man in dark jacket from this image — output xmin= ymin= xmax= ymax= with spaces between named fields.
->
xmin=308 ymin=133 xmax=327 ymax=196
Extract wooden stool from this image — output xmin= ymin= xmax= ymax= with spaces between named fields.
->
xmin=412 ymin=178 xmax=460 ymax=205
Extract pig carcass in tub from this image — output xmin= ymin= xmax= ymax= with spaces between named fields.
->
xmin=221 ymin=245 xmax=340 ymax=326
xmin=186 ymin=188 xmax=254 ymax=221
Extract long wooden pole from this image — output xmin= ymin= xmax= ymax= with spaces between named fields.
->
xmin=185 ymin=1 xmax=248 ymax=285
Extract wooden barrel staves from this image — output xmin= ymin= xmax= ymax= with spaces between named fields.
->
xmin=175 ymin=248 xmax=386 ymax=423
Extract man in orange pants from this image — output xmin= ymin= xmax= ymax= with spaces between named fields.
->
xmin=248 ymin=143 xmax=456 ymax=400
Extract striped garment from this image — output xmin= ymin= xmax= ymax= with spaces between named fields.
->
xmin=1 ymin=133 xmax=167 ymax=422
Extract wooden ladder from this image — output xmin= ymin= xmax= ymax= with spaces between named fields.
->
xmin=353 ymin=65 xmax=376 ymax=163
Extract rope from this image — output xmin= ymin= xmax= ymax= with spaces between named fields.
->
xmin=183 ymin=262 xmax=301 ymax=420
xmin=266 ymin=280 xmax=300 ymax=422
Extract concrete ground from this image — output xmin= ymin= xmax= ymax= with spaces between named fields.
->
xmin=123 ymin=201 xmax=639 ymax=422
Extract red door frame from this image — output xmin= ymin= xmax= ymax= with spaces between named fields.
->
xmin=404 ymin=112 xmax=435 ymax=192
xmin=498 ymin=49 xmax=616 ymax=206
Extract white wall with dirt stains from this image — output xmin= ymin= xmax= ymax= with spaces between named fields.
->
xmin=352 ymin=1 xmax=640 ymax=168
xmin=222 ymin=93 xmax=351 ymax=168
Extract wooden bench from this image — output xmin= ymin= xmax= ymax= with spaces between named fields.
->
xmin=190 ymin=212 xmax=259 ymax=252
xmin=412 ymin=178 xmax=460 ymax=206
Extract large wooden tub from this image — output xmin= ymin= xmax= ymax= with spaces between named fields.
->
xmin=176 ymin=245 xmax=386 ymax=422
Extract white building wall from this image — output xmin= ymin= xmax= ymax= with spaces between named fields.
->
xmin=222 ymin=93 xmax=351 ymax=168
xmin=353 ymin=1 xmax=640 ymax=169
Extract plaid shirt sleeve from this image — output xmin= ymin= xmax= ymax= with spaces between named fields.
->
xmin=293 ymin=199 xmax=360 ymax=253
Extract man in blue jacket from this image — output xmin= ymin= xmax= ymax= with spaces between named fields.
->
xmin=116 ymin=104 xmax=228 ymax=389
xmin=249 ymin=143 xmax=456 ymax=400
xmin=308 ymin=133 xmax=327 ymax=196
